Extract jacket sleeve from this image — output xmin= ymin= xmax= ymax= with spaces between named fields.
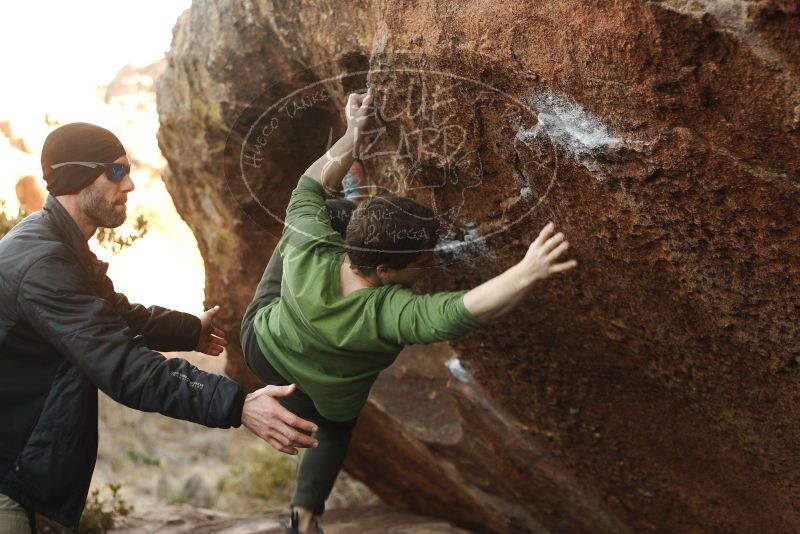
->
xmin=17 ymin=255 xmax=245 ymax=428
xmin=109 ymin=292 xmax=201 ymax=352
xmin=90 ymin=258 xmax=201 ymax=351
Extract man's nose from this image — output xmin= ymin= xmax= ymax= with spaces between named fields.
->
xmin=120 ymin=173 xmax=135 ymax=193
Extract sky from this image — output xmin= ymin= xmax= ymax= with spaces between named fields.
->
xmin=0 ymin=0 xmax=190 ymax=109
xmin=0 ymin=0 xmax=208 ymax=314
xmin=0 ymin=0 xmax=191 ymax=168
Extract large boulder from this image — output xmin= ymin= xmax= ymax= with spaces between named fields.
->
xmin=156 ymin=1 xmax=800 ymax=532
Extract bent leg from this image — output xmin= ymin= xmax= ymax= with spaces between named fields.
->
xmin=291 ymin=415 xmax=358 ymax=515
xmin=268 ymin=386 xmax=357 ymax=516
xmin=242 ymin=244 xmax=283 ymax=333
xmin=240 ymin=197 xmax=359 ymax=503
xmin=241 ymin=245 xmax=285 ymax=384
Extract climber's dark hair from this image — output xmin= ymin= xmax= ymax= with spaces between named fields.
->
xmin=345 ymin=195 xmax=440 ymax=275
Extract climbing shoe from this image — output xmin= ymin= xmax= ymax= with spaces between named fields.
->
xmin=279 ymin=508 xmax=324 ymax=534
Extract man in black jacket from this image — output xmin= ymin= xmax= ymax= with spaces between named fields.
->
xmin=0 ymin=123 xmax=319 ymax=532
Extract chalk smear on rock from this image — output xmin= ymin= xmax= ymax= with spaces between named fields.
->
xmin=516 ymin=89 xmax=627 ymax=176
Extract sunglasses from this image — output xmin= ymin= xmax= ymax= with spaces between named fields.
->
xmin=50 ymin=161 xmax=131 ymax=182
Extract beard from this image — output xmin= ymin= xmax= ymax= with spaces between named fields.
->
xmin=77 ymin=182 xmax=126 ymax=228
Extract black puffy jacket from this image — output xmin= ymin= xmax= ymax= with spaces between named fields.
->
xmin=0 ymin=196 xmax=245 ymax=527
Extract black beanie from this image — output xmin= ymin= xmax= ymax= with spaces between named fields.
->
xmin=41 ymin=122 xmax=126 ymax=196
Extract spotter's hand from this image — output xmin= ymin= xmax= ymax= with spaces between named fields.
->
xmin=196 ymin=305 xmax=228 ymax=356
xmin=241 ymin=384 xmax=320 ymax=455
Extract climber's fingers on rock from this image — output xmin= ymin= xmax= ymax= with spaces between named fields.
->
xmin=360 ymin=89 xmax=373 ymax=109
xmin=347 ymin=92 xmax=373 ymax=130
xmin=346 ymin=93 xmax=361 ymax=118
xmin=549 ymin=259 xmax=578 ymax=274
xmin=546 ymin=239 xmax=569 ymax=261
xmin=349 ymin=91 xmax=370 ymax=110
xmin=355 ymin=102 xmax=373 ymax=120
xmin=347 ymin=92 xmax=360 ymax=108
xmin=533 ymin=221 xmax=556 ymax=249
xmin=353 ymin=87 xmax=372 ymax=103
xmin=541 ymin=232 xmax=565 ymax=255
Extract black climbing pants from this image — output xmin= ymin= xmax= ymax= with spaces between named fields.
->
xmin=240 ymin=198 xmax=357 ymax=516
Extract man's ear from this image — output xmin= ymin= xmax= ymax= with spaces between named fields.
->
xmin=376 ymin=264 xmax=392 ymax=282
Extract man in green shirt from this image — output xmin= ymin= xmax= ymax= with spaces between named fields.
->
xmin=240 ymin=90 xmax=578 ymax=534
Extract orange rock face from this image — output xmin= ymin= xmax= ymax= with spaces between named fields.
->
xmin=15 ymin=175 xmax=45 ymax=212
xmin=156 ymin=1 xmax=800 ymax=532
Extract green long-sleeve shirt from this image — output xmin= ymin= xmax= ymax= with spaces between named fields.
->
xmin=253 ymin=176 xmax=482 ymax=421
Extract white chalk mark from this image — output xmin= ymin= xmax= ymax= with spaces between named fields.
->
xmin=442 ymin=356 xmax=628 ymax=530
xmin=445 ymin=357 xmax=471 ymax=383
xmin=435 ymin=220 xmax=493 ymax=262
xmin=516 ymin=90 xmax=625 ymax=159
xmin=445 ymin=357 xmax=538 ymax=454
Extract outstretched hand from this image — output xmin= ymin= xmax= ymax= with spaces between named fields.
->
xmin=241 ymin=384 xmax=319 ymax=454
xmin=517 ymin=221 xmax=578 ymax=283
xmin=463 ymin=221 xmax=579 ymax=322
xmin=196 ymin=305 xmax=228 ymax=356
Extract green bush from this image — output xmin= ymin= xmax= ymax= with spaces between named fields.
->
xmin=78 ymin=484 xmax=133 ymax=533
xmin=95 ymin=213 xmax=148 ymax=254
xmin=0 ymin=198 xmax=148 ymax=254
xmin=35 ymin=483 xmax=133 ymax=534
xmin=0 ymin=200 xmax=26 ymax=239
xmin=221 ymin=442 xmax=297 ymax=504
xmin=125 ymin=446 xmax=161 ymax=467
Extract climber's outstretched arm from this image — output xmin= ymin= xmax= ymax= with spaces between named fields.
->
xmin=463 ymin=222 xmax=577 ymax=322
xmin=303 ymin=90 xmax=373 ymax=194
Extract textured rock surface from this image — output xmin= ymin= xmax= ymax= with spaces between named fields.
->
xmin=156 ymin=1 xmax=800 ymax=532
